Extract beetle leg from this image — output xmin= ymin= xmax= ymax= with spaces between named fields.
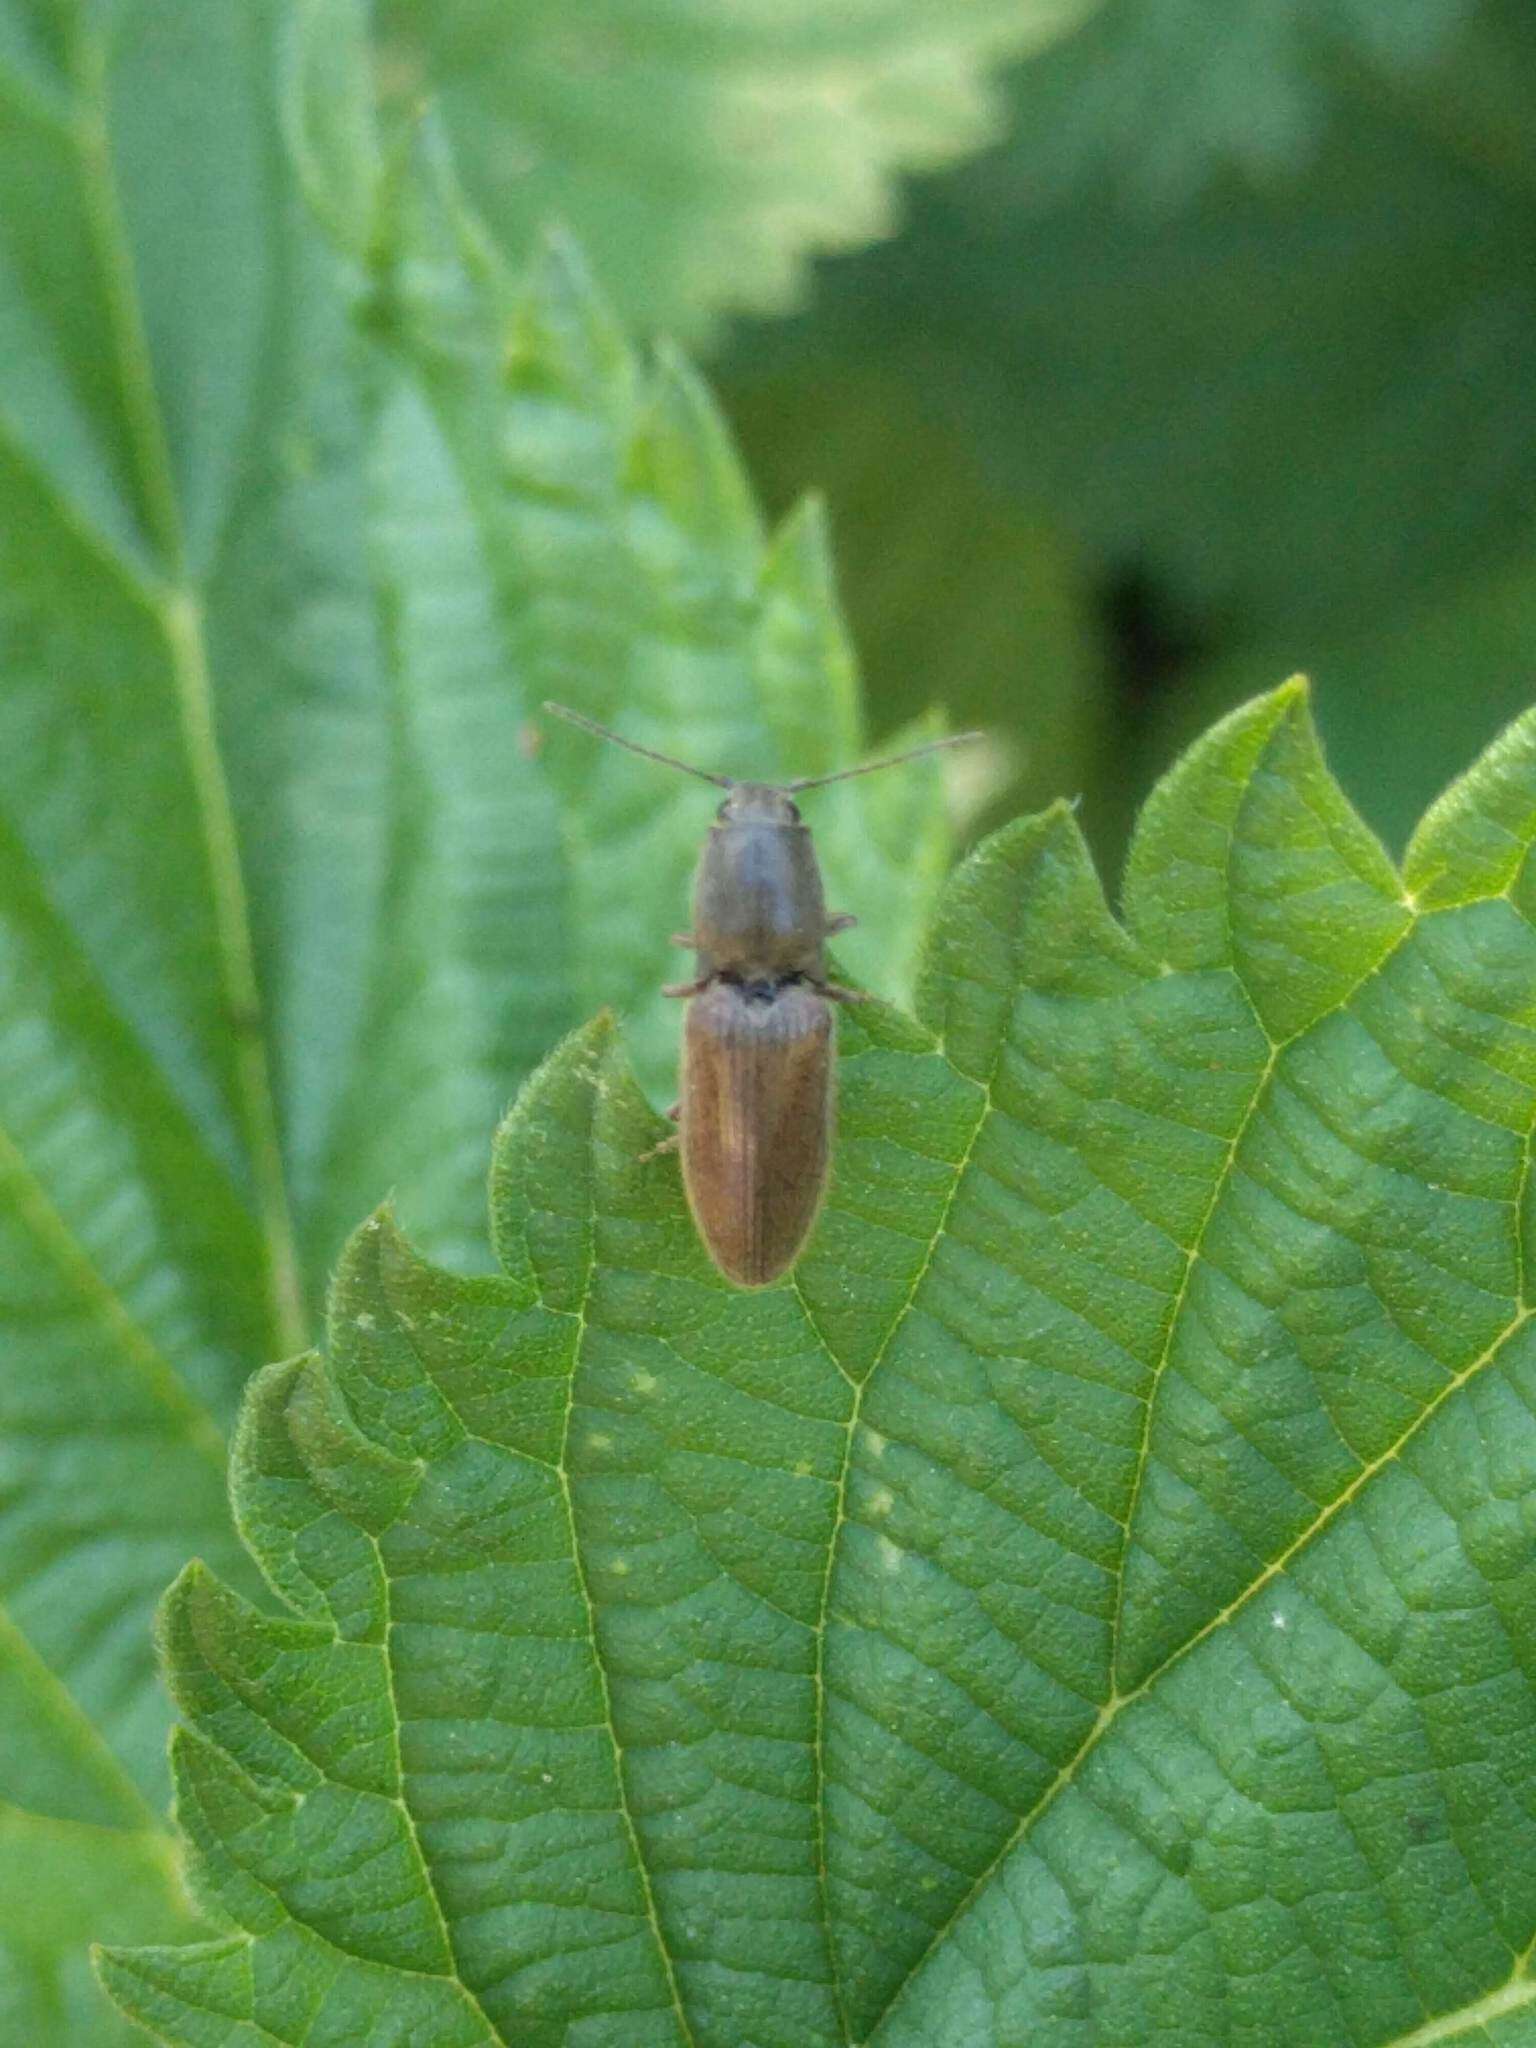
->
xmin=639 ymin=1105 xmax=681 ymax=1162
xmin=825 ymin=912 xmax=858 ymax=934
xmin=662 ymin=977 xmax=708 ymax=998
xmin=670 ymin=932 xmax=697 ymax=948
xmin=822 ymin=981 xmax=870 ymax=1004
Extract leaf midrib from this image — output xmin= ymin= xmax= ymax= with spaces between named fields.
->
xmin=64 ymin=10 xmax=307 ymax=1359
xmin=375 ymin=1080 xmax=697 ymax=2047
xmin=558 ymin=1074 xmax=700 ymax=2048
xmin=796 ymin=1029 xmax=993 ymax=2041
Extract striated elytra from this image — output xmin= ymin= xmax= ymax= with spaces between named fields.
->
xmin=544 ymin=703 xmax=979 ymax=1286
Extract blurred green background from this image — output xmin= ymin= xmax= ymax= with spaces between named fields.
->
xmin=399 ymin=0 xmax=1536 ymax=876
xmin=721 ymin=0 xmax=1536 ymax=873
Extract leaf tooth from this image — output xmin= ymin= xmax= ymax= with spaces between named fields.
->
xmin=230 ymin=1355 xmax=412 ymax=1644
xmin=1404 ymin=703 xmax=1536 ymax=912
xmin=1122 ymin=677 xmax=1413 ymax=1041
xmin=169 ymin=1724 xmax=457 ymax=1979
xmin=764 ymin=490 xmax=835 ymax=602
xmin=1122 ymin=679 xmax=1311 ymax=972
xmin=165 ymin=1557 xmax=405 ymax=1811
xmin=228 ymin=1363 xmax=330 ymax=1629
xmin=625 ymin=340 xmax=762 ymax=553
xmin=323 ymin=1205 xmax=474 ymax=1465
xmin=489 ymin=1011 xmax=618 ymax=1310
xmin=169 ymin=1723 xmax=297 ymax=1938
xmin=586 ymin=1026 xmax=699 ymax=1281
xmin=94 ymin=1935 xmax=256 ymax=2046
xmin=158 ymin=1564 xmax=328 ymax=1799
xmin=250 ymin=1353 xmax=417 ymax=1522
xmin=505 ymin=225 xmax=636 ymax=415
xmin=758 ymin=492 xmax=863 ymax=773
xmin=917 ymin=797 xmax=1146 ymax=1071
xmin=323 ymin=1190 xmax=576 ymax=1472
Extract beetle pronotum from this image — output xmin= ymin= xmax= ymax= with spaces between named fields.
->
xmin=545 ymin=703 xmax=980 ymax=1287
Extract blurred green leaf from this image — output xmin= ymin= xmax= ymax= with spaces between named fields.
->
xmin=377 ymin=0 xmax=1090 ymax=344
xmin=370 ymin=147 xmax=958 ymax=1097
xmin=725 ymin=0 xmax=1536 ymax=667
xmin=1139 ymin=546 xmax=1536 ymax=862
xmin=0 ymin=4 xmax=957 ymax=2035
xmin=104 ymin=683 xmax=1536 ymax=2047
xmin=978 ymin=0 xmax=1476 ymax=200
xmin=726 ymin=364 xmax=1111 ymax=842
xmin=1380 ymin=0 xmax=1536 ymax=200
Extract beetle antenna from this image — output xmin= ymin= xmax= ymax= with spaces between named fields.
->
xmin=542 ymin=702 xmax=734 ymax=789
xmin=786 ymin=729 xmax=983 ymax=793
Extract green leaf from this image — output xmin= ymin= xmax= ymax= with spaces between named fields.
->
xmin=728 ymin=13 xmax=1536 ymax=643
xmin=0 ymin=7 xmax=954 ymax=2036
xmin=102 ymin=683 xmax=1536 ymax=2045
xmin=979 ymin=0 xmax=1476 ymax=200
xmin=373 ymin=0 xmax=1089 ymax=343
xmin=724 ymin=362 xmax=1112 ymax=845
xmin=1128 ymin=548 xmax=1536 ymax=868
xmin=372 ymin=168 xmax=958 ymax=1099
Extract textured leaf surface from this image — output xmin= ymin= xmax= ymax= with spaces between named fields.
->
xmin=0 ymin=6 xmax=948 ymax=2034
xmin=103 ymin=684 xmax=1536 ymax=2045
xmin=377 ymin=0 xmax=1087 ymax=342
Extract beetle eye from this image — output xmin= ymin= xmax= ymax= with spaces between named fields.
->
xmin=784 ymin=800 xmax=801 ymax=822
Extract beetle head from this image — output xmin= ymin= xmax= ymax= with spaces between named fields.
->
xmin=716 ymin=784 xmax=801 ymax=827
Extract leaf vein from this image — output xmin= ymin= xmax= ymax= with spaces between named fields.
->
xmin=557 ymin=1085 xmax=699 ymax=2047
xmin=0 ymin=1604 xmax=168 ymax=1839
xmin=370 ymin=1547 xmax=507 ymax=2045
xmin=66 ymin=13 xmax=307 ymax=1359
xmin=865 ymin=1290 xmax=1535 ymax=2042
xmin=0 ymin=1115 xmax=226 ymax=1466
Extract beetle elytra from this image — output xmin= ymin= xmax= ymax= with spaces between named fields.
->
xmin=544 ymin=703 xmax=979 ymax=1287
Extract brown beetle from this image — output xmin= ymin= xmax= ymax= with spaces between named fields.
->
xmin=544 ymin=704 xmax=978 ymax=1287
